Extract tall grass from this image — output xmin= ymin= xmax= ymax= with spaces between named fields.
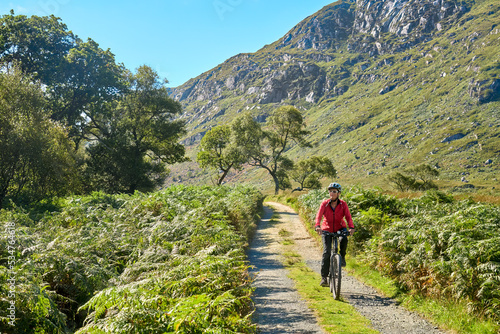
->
xmin=0 ymin=185 xmax=263 ymax=333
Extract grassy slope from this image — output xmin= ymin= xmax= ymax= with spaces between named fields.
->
xmin=168 ymin=0 xmax=500 ymax=201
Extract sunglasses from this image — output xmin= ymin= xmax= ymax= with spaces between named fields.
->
xmin=328 ymin=189 xmax=339 ymax=193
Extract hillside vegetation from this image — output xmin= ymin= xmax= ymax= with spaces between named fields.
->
xmin=0 ymin=185 xmax=263 ymax=333
xmin=169 ymin=0 xmax=500 ymax=197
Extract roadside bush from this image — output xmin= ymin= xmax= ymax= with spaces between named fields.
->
xmin=351 ymin=207 xmax=393 ymax=251
xmin=342 ymin=186 xmax=402 ymax=216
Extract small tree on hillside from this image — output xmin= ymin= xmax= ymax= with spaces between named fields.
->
xmin=289 ymin=156 xmax=337 ymax=192
xmin=196 ymin=125 xmax=245 ymax=185
xmin=387 ymin=164 xmax=439 ymax=192
xmin=233 ymin=106 xmax=311 ymax=194
xmin=407 ymin=164 xmax=439 ymax=190
xmin=387 ymin=172 xmax=416 ymax=192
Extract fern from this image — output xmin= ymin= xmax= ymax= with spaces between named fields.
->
xmin=0 ymin=185 xmax=261 ymax=333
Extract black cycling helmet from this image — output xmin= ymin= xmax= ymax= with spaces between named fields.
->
xmin=327 ymin=182 xmax=342 ymax=192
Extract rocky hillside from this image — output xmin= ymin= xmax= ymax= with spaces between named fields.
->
xmin=169 ymin=0 xmax=500 ymax=194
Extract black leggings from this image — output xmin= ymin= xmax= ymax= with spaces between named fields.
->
xmin=320 ymin=229 xmax=348 ymax=278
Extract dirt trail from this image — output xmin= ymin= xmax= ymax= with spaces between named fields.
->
xmin=247 ymin=205 xmax=324 ymax=333
xmin=247 ymin=202 xmax=447 ymax=334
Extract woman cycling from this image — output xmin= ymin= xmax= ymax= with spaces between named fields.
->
xmin=315 ymin=182 xmax=355 ymax=287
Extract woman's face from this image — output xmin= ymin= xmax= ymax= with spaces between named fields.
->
xmin=328 ymin=188 xmax=340 ymax=199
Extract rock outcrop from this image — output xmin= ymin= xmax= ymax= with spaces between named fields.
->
xmin=171 ymin=0 xmax=473 ymax=121
xmin=350 ymin=0 xmax=466 ymax=54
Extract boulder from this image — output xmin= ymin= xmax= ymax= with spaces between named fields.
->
xmin=441 ymin=133 xmax=465 ymax=143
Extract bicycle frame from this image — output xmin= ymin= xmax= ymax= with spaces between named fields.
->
xmin=322 ymin=230 xmax=349 ymax=300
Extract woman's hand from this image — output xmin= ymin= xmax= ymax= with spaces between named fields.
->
xmin=315 ymin=226 xmax=322 ymax=235
xmin=349 ymin=228 xmax=355 ymax=236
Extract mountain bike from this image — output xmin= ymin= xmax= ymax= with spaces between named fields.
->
xmin=323 ymin=229 xmax=349 ymax=300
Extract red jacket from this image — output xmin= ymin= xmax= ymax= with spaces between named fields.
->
xmin=315 ymin=199 xmax=354 ymax=232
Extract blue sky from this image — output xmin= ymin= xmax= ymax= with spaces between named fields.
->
xmin=2 ymin=0 xmax=334 ymax=87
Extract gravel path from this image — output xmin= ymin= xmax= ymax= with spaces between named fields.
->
xmin=247 ymin=202 xmax=448 ymax=334
xmin=247 ymin=205 xmax=324 ymax=333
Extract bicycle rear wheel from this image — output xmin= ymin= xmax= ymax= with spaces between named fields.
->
xmin=331 ymin=253 xmax=342 ymax=300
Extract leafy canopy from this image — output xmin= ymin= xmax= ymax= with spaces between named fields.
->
xmin=196 ymin=125 xmax=245 ymax=185
xmin=232 ymin=106 xmax=311 ymax=194
xmin=0 ymin=11 xmax=127 ymax=145
xmin=289 ymin=156 xmax=337 ymax=192
xmin=84 ymin=66 xmax=186 ymax=193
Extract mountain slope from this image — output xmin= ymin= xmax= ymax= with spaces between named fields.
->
xmin=169 ymin=0 xmax=500 ymax=195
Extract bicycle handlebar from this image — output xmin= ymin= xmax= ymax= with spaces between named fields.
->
xmin=322 ymin=230 xmax=350 ymax=238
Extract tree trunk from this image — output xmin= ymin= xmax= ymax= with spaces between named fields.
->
xmin=0 ymin=192 xmax=5 ymax=210
xmin=218 ymin=168 xmax=230 ymax=185
xmin=272 ymin=173 xmax=280 ymax=195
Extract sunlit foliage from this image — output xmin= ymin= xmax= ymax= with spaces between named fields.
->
xmin=0 ymin=185 xmax=263 ymax=333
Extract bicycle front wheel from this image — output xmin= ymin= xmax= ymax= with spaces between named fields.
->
xmin=331 ymin=253 xmax=342 ymax=300
xmin=329 ymin=254 xmax=335 ymax=294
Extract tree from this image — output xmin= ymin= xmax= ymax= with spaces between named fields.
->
xmin=233 ymin=106 xmax=311 ymax=194
xmin=0 ymin=67 xmax=78 ymax=208
xmin=289 ymin=156 xmax=337 ymax=192
xmin=387 ymin=164 xmax=439 ymax=192
xmin=0 ymin=12 xmax=127 ymax=146
xmin=83 ymin=66 xmax=187 ymax=193
xmin=387 ymin=172 xmax=416 ymax=192
xmin=196 ymin=125 xmax=245 ymax=185
xmin=407 ymin=164 xmax=439 ymax=190
xmin=0 ymin=12 xmax=77 ymax=84
xmin=51 ymin=38 xmax=127 ymax=142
